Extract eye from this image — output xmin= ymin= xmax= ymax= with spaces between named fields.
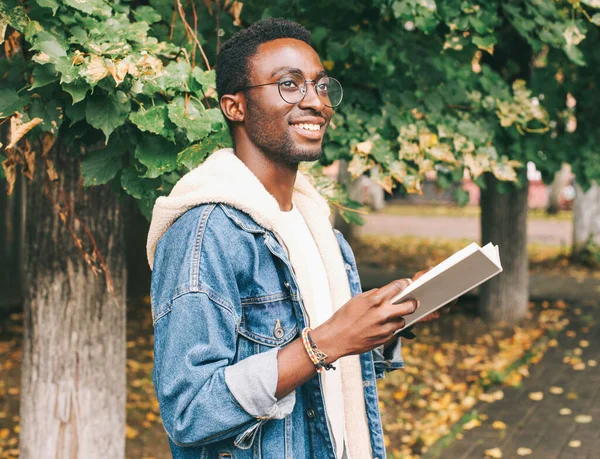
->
xmin=316 ymin=82 xmax=329 ymax=92
xmin=280 ymin=80 xmax=299 ymax=89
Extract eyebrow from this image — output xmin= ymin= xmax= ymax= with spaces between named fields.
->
xmin=270 ymin=67 xmax=329 ymax=79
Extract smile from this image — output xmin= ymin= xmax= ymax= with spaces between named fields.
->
xmin=290 ymin=123 xmax=322 ymax=131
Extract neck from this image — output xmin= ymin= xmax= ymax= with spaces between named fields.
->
xmin=234 ymin=143 xmax=298 ymax=212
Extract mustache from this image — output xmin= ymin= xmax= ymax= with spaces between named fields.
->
xmin=293 ymin=109 xmax=327 ymax=121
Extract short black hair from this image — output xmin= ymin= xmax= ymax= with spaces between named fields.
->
xmin=216 ymin=18 xmax=311 ymax=100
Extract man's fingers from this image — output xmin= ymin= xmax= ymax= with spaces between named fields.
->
xmin=386 ymin=299 xmax=420 ymax=321
xmin=374 ymin=278 xmax=412 ymax=304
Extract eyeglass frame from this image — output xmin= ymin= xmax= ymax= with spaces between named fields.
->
xmin=234 ymin=72 xmax=344 ymax=108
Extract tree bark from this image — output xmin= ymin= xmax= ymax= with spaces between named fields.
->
xmin=572 ymin=181 xmax=600 ymax=259
xmin=546 ymin=163 xmax=569 ymax=215
xmin=20 ymin=141 xmax=126 ymax=459
xmin=333 ymin=159 xmax=360 ymax=244
xmin=479 ymin=173 xmax=529 ymax=323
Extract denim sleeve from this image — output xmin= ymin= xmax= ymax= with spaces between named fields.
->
xmin=153 ymin=291 xmax=295 ymax=448
xmin=372 ymin=338 xmax=405 ymax=380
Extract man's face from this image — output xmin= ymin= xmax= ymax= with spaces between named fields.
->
xmin=243 ymin=38 xmax=335 ymax=165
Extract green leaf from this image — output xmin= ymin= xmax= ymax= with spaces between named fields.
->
xmin=30 ymin=64 xmax=59 ymax=89
xmin=158 ymin=60 xmax=191 ymax=92
xmin=130 ymin=106 xmax=167 ymax=135
xmin=191 ymin=68 xmax=216 ymax=91
xmin=1 ymin=6 xmax=29 ymax=32
xmin=454 ymin=187 xmax=470 ymax=207
xmin=0 ymin=89 xmax=22 ymax=117
xmin=135 ymin=134 xmax=179 ymax=178
xmin=133 ymin=6 xmax=162 ymax=23
xmin=62 ymin=80 xmax=91 ymax=104
xmin=35 ymin=0 xmax=60 ymax=15
xmin=120 ymin=167 xmax=156 ymax=200
xmin=167 ymin=98 xmax=224 ymax=142
xmin=63 ymin=0 xmax=112 ymax=17
xmin=592 ymin=13 xmax=600 ymax=26
xmin=29 ymin=98 xmax=63 ymax=134
xmin=177 ymin=129 xmax=232 ymax=170
xmin=65 ymin=101 xmax=86 ymax=126
xmin=85 ymin=92 xmax=131 ymax=142
xmin=30 ymin=31 xmax=67 ymax=59
xmin=81 ymin=143 xmax=122 ymax=187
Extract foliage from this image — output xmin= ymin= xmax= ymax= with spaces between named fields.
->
xmin=0 ymin=0 xmax=234 ymax=218
xmin=238 ymin=0 xmax=600 ymax=197
xmin=2 ymin=0 xmax=600 ymax=221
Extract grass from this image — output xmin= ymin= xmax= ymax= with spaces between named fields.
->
xmin=381 ymin=203 xmax=573 ymax=221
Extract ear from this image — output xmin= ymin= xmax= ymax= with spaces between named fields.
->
xmin=220 ymin=93 xmax=246 ymax=123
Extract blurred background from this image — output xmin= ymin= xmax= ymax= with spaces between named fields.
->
xmin=1 ymin=1 xmax=599 ymax=458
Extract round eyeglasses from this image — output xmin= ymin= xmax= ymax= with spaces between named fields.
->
xmin=238 ymin=72 xmax=343 ymax=108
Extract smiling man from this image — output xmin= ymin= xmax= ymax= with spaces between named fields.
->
xmin=146 ymin=18 xmax=440 ymax=459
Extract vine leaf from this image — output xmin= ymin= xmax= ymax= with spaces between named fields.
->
xmin=81 ymin=143 xmax=123 ymax=187
xmin=85 ymin=92 xmax=131 ymax=143
xmin=135 ymin=134 xmax=179 ymax=178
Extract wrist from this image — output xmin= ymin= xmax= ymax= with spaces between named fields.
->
xmin=310 ymin=324 xmax=344 ymax=363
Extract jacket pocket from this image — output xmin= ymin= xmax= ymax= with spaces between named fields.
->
xmin=239 ymin=293 xmax=298 ymax=347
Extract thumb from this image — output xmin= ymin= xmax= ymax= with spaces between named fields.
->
xmin=376 ymin=278 xmax=412 ymax=303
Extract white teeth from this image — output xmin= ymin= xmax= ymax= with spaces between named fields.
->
xmin=292 ymin=123 xmax=320 ymax=131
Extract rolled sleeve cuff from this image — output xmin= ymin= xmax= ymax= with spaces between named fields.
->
xmin=373 ymin=339 xmax=405 ymax=379
xmin=224 ymin=347 xmax=295 ymax=420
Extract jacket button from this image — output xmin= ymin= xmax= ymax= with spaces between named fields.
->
xmin=344 ymin=263 xmax=352 ymax=271
xmin=284 ymin=282 xmax=291 ymax=290
xmin=273 ymin=320 xmax=285 ymax=339
xmin=306 ymin=408 xmax=315 ymax=419
xmin=363 ymin=380 xmax=370 ymax=387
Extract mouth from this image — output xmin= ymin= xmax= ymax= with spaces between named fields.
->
xmin=289 ymin=121 xmax=326 ymax=140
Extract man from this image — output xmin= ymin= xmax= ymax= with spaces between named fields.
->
xmin=147 ymin=18 xmax=446 ymax=459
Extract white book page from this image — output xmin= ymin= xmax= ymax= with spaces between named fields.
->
xmin=391 ymin=243 xmax=503 ymax=332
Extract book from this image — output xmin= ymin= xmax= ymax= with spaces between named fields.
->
xmin=392 ymin=242 xmax=503 ymax=332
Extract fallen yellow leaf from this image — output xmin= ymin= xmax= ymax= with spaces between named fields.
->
xmin=568 ymin=440 xmax=581 ymax=448
xmin=567 ymin=392 xmax=578 ymax=400
xmin=528 ymin=392 xmax=544 ymax=401
xmin=588 ymin=359 xmax=598 ymax=367
xmin=485 ymin=447 xmax=503 ymax=458
xmin=566 ymin=330 xmax=576 ymax=338
xmin=574 ymin=415 xmax=592 ymax=424
xmin=517 ymin=447 xmax=532 ymax=456
xmin=463 ymin=418 xmax=481 ymax=430
xmin=579 ymin=340 xmax=589 ymax=348
xmin=559 ymin=408 xmax=572 ymax=415
xmin=573 ymin=362 xmax=586 ymax=371
xmin=549 ymin=386 xmax=564 ymax=395
xmin=548 ymin=339 xmax=558 ymax=347
xmin=125 ymin=425 xmax=139 ymax=439
xmin=492 ymin=421 xmax=507 ymax=430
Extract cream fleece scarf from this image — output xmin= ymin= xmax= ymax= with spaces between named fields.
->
xmin=146 ymin=148 xmax=372 ymax=458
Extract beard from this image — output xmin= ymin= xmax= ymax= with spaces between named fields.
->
xmin=244 ymin=97 xmax=323 ymax=165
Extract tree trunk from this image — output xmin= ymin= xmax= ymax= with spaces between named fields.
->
xmin=479 ymin=173 xmax=529 ymax=323
xmin=0 ymin=172 xmax=25 ymax=313
xmin=546 ymin=164 xmax=569 ymax=215
xmin=20 ymin=141 xmax=127 ymax=459
xmin=333 ymin=159 xmax=360 ymax=244
xmin=572 ymin=181 xmax=600 ymax=258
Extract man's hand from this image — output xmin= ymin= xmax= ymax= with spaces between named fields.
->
xmin=311 ymin=278 xmax=419 ymax=360
xmin=412 ymin=268 xmax=457 ymax=323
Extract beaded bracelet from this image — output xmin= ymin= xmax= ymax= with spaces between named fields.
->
xmin=301 ymin=327 xmax=336 ymax=373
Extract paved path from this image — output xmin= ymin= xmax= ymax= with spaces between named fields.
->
xmin=439 ymin=300 xmax=600 ymax=459
xmin=359 ymin=214 xmax=572 ymax=247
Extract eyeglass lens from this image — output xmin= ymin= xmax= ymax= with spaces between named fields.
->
xmin=278 ymin=73 xmax=343 ymax=107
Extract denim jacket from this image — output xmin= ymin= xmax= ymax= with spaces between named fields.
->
xmin=150 ymin=203 xmax=405 ymax=459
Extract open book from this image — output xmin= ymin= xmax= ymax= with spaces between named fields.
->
xmin=392 ymin=242 xmax=503 ymax=333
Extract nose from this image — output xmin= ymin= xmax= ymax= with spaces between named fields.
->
xmin=298 ymin=81 xmax=326 ymax=112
